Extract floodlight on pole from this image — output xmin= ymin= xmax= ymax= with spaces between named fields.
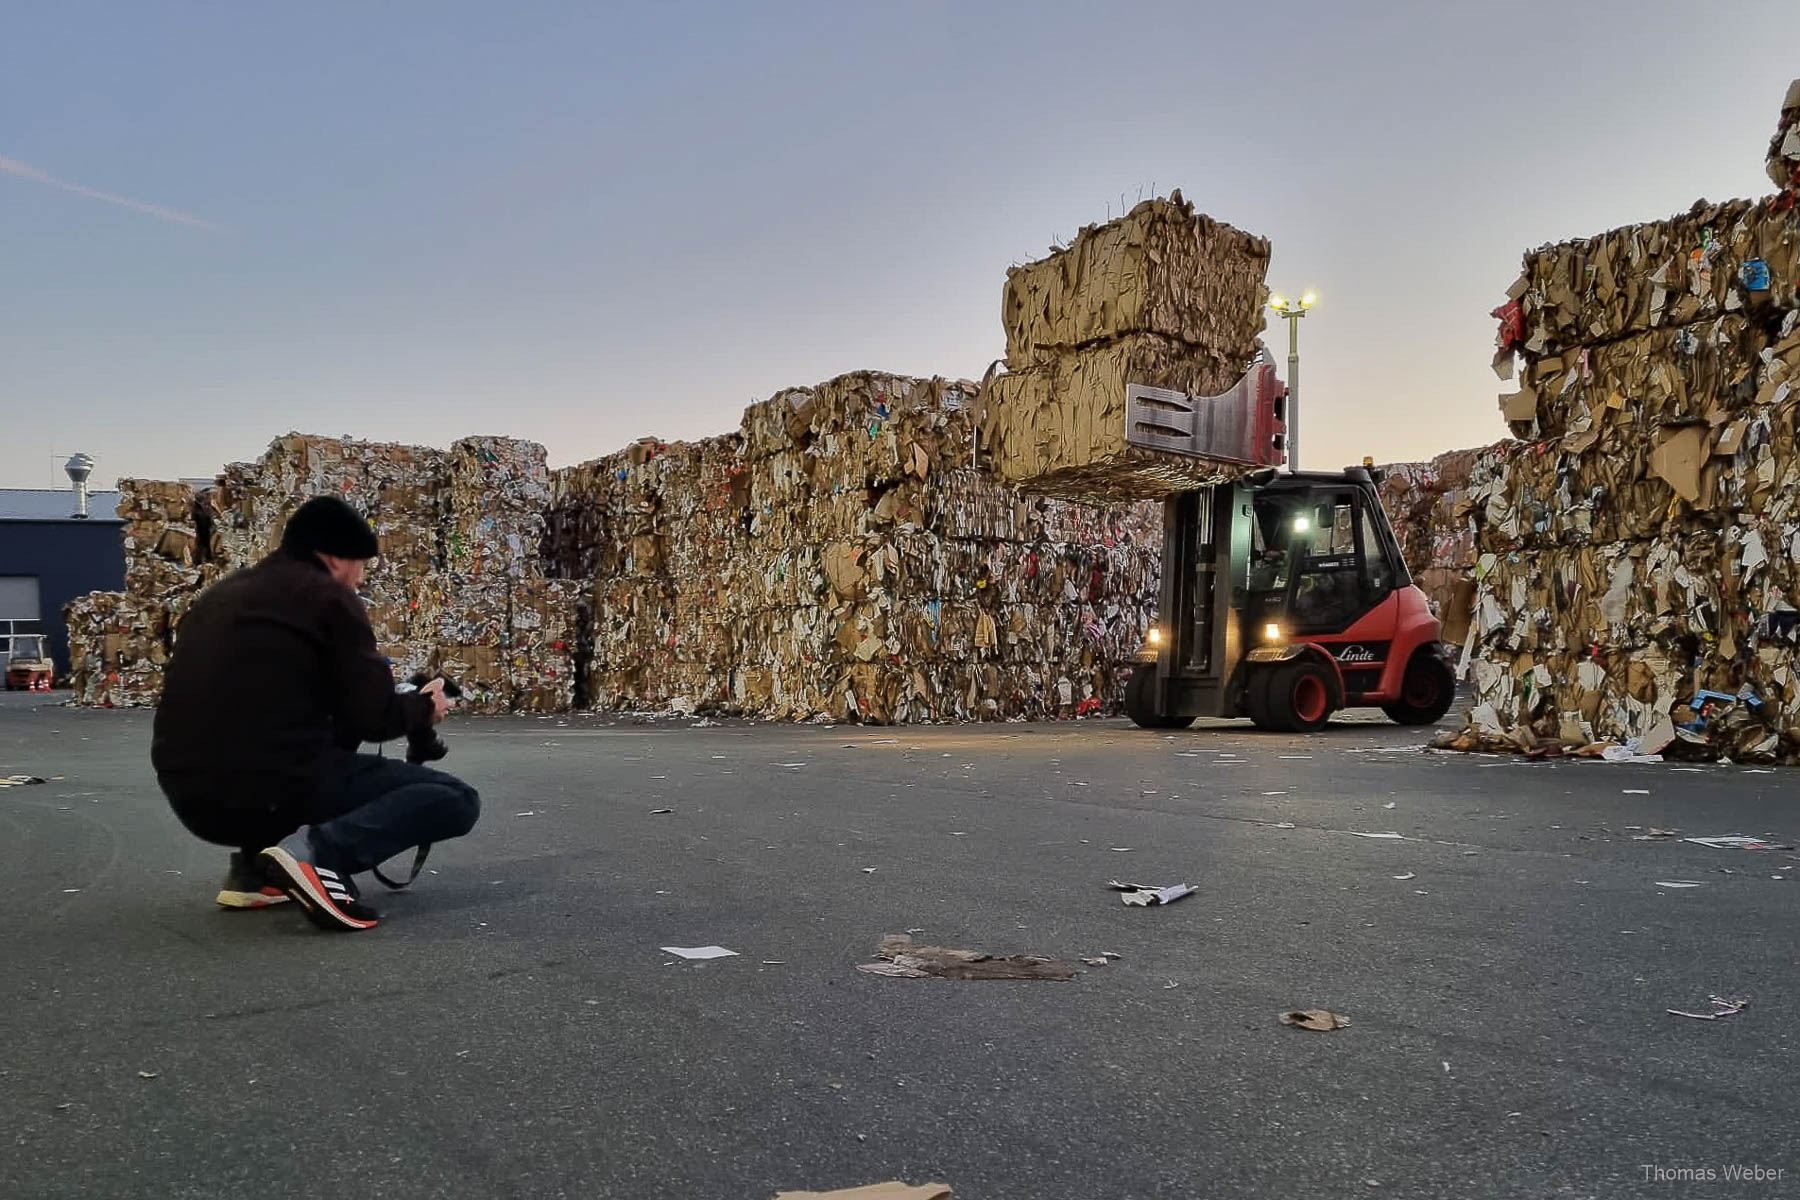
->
xmin=1269 ymin=291 xmax=1317 ymax=470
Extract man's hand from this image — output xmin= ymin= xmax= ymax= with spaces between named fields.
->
xmin=420 ymin=677 xmax=455 ymax=726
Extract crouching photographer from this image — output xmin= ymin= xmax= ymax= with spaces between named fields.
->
xmin=152 ymin=496 xmax=482 ymax=933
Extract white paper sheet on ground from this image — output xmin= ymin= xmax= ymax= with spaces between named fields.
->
xmin=1117 ymin=883 xmax=1196 ymax=906
xmin=1600 ymin=748 xmax=1663 ymax=764
xmin=661 ymin=945 xmax=738 ymax=960
xmin=1684 ymin=836 xmax=1781 ymax=850
xmin=1653 ymin=881 xmax=1705 ymax=888
xmin=1346 ymin=831 xmax=1406 ymax=840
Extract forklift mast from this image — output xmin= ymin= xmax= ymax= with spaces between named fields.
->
xmin=1153 ymin=484 xmax=1252 ymax=717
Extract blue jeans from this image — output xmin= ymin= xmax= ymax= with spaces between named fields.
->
xmin=301 ymin=752 xmax=481 ymax=875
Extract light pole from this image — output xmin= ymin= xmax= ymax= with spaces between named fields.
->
xmin=1268 ymin=291 xmax=1317 ymax=471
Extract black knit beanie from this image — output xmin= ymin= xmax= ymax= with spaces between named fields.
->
xmin=281 ymin=496 xmax=380 ymax=560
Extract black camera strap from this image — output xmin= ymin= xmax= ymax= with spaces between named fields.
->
xmin=372 ymin=843 xmax=432 ymax=890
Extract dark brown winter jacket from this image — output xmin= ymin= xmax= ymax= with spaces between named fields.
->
xmin=151 ymin=548 xmax=433 ymax=820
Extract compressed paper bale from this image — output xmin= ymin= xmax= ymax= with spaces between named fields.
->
xmin=1498 ymin=196 xmax=1798 ymax=361
xmin=1002 ymin=191 xmax=1270 ymax=367
xmin=62 ymin=592 xmax=170 ymax=707
xmin=445 ymin=436 xmax=550 ymax=579
xmin=982 ymin=333 xmax=1254 ymax=500
xmin=507 ymin=577 xmax=581 ymax=712
xmin=1768 ymin=77 xmax=1800 ymax=190
xmin=1503 ymin=314 xmax=1767 ymax=441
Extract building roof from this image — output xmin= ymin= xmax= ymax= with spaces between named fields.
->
xmin=0 ymin=489 xmax=124 ymax=523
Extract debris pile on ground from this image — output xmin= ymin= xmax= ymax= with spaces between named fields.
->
xmin=856 ymin=934 xmax=1079 ymax=980
xmin=1446 ymin=78 xmax=1800 ymax=761
xmin=773 ymin=1184 xmax=951 ymax=1200
xmin=982 ymin=192 xmax=1276 ymax=498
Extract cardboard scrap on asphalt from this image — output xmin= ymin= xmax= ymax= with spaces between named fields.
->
xmin=1685 ymin=836 xmax=1791 ymax=851
xmin=1107 ymin=881 xmax=1196 ymax=906
xmin=1280 ymin=1009 xmax=1350 ymax=1031
xmin=773 ymin=1184 xmax=951 ymax=1200
xmin=1668 ymin=995 xmax=1749 ymax=1021
xmin=857 ymin=935 xmax=1078 ymax=981
xmin=661 ymin=946 xmax=737 ymax=960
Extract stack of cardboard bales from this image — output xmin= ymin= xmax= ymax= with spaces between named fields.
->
xmin=68 ymin=434 xmax=579 ymax=713
xmin=68 ymin=389 xmax=1160 ymax=721
xmin=65 ymin=480 xmax=203 ymax=705
xmin=1458 ymin=81 xmax=1800 ymax=759
xmin=544 ymin=371 xmax=1162 ymax=721
xmin=982 ymin=192 xmax=1273 ymax=499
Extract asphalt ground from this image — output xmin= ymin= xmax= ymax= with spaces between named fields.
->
xmin=2 ymin=691 xmax=1797 ymax=1199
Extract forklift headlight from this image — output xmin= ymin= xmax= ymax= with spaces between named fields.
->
xmin=1263 ymin=622 xmax=1284 ymax=643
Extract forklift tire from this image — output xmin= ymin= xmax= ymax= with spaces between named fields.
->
xmin=1260 ymin=658 xmax=1336 ymax=734
xmin=1382 ymin=651 xmax=1456 ymax=726
xmin=1244 ymin=668 xmax=1280 ymax=731
xmin=1124 ymin=666 xmax=1197 ymax=730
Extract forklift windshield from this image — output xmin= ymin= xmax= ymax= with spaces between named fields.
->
xmin=7 ymin=634 xmax=49 ymax=664
xmin=1247 ymin=488 xmax=1394 ymax=636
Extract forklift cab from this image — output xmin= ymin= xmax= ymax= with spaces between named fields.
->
xmin=5 ymin=633 xmax=55 ymax=692
xmin=1126 ymin=469 xmax=1454 ymax=733
xmin=1246 ymin=482 xmax=1403 ymax=642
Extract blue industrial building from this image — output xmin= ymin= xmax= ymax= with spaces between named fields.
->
xmin=0 ymin=487 xmax=125 ymax=676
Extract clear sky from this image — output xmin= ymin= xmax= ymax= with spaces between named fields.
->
xmin=4 ymin=1 xmax=1797 ymax=489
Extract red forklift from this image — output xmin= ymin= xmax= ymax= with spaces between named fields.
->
xmin=1119 ymin=369 xmax=1456 ymax=732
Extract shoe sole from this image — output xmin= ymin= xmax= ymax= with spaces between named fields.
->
xmin=216 ymin=888 xmax=292 ymax=909
xmin=257 ymin=847 xmax=378 ymax=931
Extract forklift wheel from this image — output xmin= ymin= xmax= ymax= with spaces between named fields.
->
xmin=1245 ymin=669 xmax=1279 ymax=731
xmin=1124 ymin=666 xmax=1197 ymax=730
xmin=1255 ymin=659 xmax=1335 ymax=733
xmin=1382 ymin=651 xmax=1456 ymax=726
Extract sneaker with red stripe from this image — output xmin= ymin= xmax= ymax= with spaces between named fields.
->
xmin=258 ymin=828 xmax=380 ymax=931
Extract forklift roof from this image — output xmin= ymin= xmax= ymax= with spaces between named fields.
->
xmin=1245 ymin=467 xmax=1375 ymax=490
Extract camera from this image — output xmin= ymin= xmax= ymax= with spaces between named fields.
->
xmin=400 ymin=672 xmax=462 ymax=765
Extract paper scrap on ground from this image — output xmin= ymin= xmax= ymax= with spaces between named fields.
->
xmin=1654 ymin=881 xmax=1704 ymax=889
xmin=1280 ymin=1009 xmax=1350 ymax=1031
xmin=1622 ymin=789 xmax=1650 ymax=795
xmin=857 ymin=934 xmax=1077 ymax=981
xmin=772 ymin=1183 xmax=952 ymax=1200
xmin=1107 ymin=881 xmax=1196 ymax=906
xmin=0 ymin=775 xmax=48 ymax=787
xmin=1346 ymin=831 xmax=1406 ymax=840
xmin=1599 ymin=749 xmax=1664 ymax=764
xmin=661 ymin=945 xmax=738 ymax=960
xmin=1668 ymin=995 xmax=1749 ymax=1021
xmin=1685 ymin=836 xmax=1789 ymax=850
